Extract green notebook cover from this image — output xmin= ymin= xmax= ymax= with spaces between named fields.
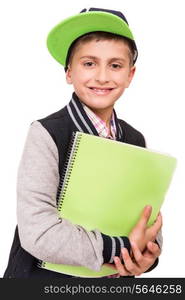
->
xmin=40 ymin=131 xmax=177 ymax=277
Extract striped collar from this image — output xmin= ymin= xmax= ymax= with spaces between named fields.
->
xmin=66 ymin=92 xmax=124 ymax=141
xmin=82 ymin=103 xmax=117 ymax=140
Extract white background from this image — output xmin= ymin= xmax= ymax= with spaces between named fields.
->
xmin=0 ymin=0 xmax=184 ymax=278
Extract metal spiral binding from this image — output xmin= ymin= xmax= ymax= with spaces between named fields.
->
xmin=57 ymin=131 xmax=83 ymax=212
xmin=37 ymin=259 xmax=45 ymax=268
xmin=37 ymin=132 xmax=83 ymax=270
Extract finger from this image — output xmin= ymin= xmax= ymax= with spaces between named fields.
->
xmin=121 ymin=248 xmax=141 ymax=276
xmin=138 ymin=205 xmax=152 ymax=228
xmin=154 ymin=211 xmax=163 ymax=227
xmin=147 ymin=241 xmax=161 ymax=257
xmin=113 ymin=256 xmax=132 ymax=276
xmin=130 ymin=242 xmax=145 ymax=269
xmin=149 ymin=213 xmax=163 ymax=237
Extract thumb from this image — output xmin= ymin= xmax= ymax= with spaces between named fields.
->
xmin=138 ymin=205 xmax=152 ymax=227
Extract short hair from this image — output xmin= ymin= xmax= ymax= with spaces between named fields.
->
xmin=65 ymin=31 xmax=136 ymax=71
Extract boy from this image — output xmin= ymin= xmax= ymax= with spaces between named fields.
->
xmin=4 ymin=8 xmax=162 ymax=278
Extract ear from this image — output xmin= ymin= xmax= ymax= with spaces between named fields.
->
xmin=65 ymin=65 xmax=73 ymax=84
xmin=126 ymin=65 xmax=136 ymax=88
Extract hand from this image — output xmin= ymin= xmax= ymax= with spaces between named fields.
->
xmin=105 ymin=241 xmax=161 ymax=277
xmin=129 ymin=205 xmax=162 ymax=253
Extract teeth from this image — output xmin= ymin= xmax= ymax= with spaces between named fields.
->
xmin=91 ymin=88 xmax=112 ymax=92
xmin=94 ymin=89 xmax=108 ymax=91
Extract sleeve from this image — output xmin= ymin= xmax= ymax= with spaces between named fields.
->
xmin=17 ymin=121 xmax=131 ymax=271
xmin=137 ymin=132 xmax=147 ymax=148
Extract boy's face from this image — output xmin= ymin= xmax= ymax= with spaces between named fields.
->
xmin=66 ymin=39 xmax=135 ymax=112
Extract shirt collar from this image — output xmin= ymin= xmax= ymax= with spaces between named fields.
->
xmin=82 ymin=103 xmax=117 ymax=140
xmin=66 ymin=92 xmax=124 ymax=141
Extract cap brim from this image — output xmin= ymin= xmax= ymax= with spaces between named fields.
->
xmin=47 ymin=11 xmax=136 ymax=66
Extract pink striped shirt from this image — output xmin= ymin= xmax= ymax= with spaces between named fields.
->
xmin=82 ymin=104 xmax=117 ymax=140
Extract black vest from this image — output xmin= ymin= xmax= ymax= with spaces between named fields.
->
xmin=3 ymin=93 xmax=146 ymax=278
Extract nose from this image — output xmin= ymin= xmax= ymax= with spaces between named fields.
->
xmin=95 ymin=65 xmax=109 ymax=84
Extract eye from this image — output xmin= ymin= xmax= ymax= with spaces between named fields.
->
xmin=83 ymin=61 xmax=95 ymax=67
xmin=111 ymin=63 xmax=122 ymax=69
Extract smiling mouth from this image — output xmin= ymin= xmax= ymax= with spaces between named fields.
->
xmin=88 ymin=87 xmax=114 ymax=95
xmin=89 ymin=87 xmax=113 ymax=96
xmin=89 ymin=87 xmax=114 ymax=90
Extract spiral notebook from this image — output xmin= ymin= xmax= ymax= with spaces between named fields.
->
xmin=40 ymin=131 xmax=177 ymax=277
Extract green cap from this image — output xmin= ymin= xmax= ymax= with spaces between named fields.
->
xmin=47 ymin=8 xmax=138 ymax=67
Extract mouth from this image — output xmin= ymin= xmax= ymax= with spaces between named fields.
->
xmin=88 ymin=87 xmax=114 ymax=95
